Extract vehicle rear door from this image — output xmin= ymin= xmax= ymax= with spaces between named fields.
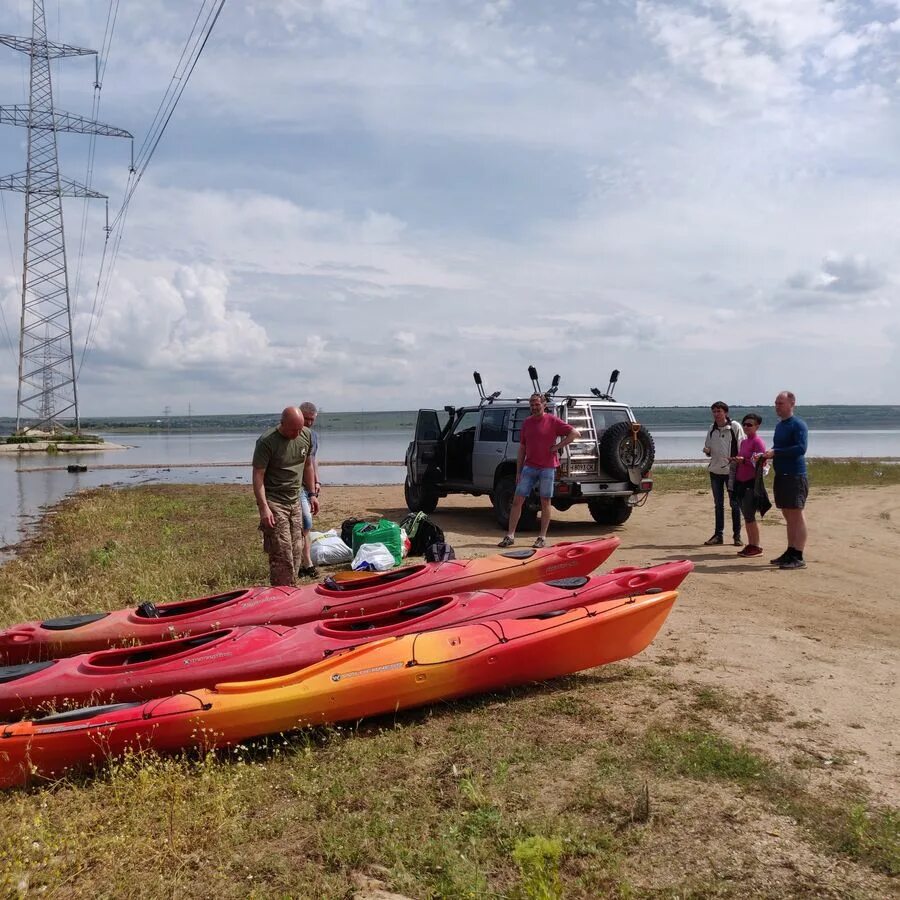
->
xmin=444 ymin=409 xmax=481 ymax=484
xmin=472 ymin=407 xmax=510 ymax=489
xmin=409 ymin=410 xmax=443 ymax=484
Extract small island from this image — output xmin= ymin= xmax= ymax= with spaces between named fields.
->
xmin=0 ymin=431 xmax=128 ymax=453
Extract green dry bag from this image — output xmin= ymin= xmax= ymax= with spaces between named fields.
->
xmin=351 ymin=519 xmax=403 ymax=566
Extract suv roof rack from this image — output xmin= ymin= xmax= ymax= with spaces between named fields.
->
xmin=590 ymin=369 xmax=619 ymax=401
xmin=473 ymin=367 xmax=622 ymax=406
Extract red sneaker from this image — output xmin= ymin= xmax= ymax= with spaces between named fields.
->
xmin=737 ymin=545 xmax=763 ymax=557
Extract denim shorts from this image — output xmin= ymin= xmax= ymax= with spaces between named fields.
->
xmin=515 ymin=465 xmax=556 ymax=499
xmin=300 ymin=489 xmax=313 ymax=530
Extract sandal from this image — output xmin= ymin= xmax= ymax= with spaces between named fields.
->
xmin=298 ymin=566 xmax=320 ymax=579
xmin=532 ymin=537 xmax=546 ymax=549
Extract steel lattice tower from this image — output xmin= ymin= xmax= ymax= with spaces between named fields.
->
xmin=0 ymin=0 xmax=131 ymax=433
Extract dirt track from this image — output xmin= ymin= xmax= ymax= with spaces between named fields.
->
xmin=323 ymin=482 xmax=900 ymax=805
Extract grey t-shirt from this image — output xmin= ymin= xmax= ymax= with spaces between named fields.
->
xmin=252 ymin=426 xmax=312 ymax=505
xmin=703 ymin=421 xmax=744 ymax=476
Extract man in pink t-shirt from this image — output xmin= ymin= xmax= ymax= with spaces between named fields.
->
xmin=498 ymin=393 xmax=580 ymax=549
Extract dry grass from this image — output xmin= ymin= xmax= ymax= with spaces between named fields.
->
xmin=0 ymin=484 xmax=897 ymax=898
xmin=651 ymin=459 xmax=900 ymax=493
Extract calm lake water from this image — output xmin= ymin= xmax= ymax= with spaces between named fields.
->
xmin=1 ymin=426 xmax=898 ymax=558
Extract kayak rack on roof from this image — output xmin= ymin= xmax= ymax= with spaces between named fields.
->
xmin=473 ymin=365 xmax=621 ymax=406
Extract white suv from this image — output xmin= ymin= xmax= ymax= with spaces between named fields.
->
xmin=404 ymin=368 xmax=655 ymax=530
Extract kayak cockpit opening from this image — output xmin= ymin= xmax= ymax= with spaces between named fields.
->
xmin=133 ymin=590 xmax=249 ymax=618
xmin=320 ymin=566 xmax=427 ymax=593
xmin=86 ymin=631 xmax=231 ymax=667
xmin=320 ymin=597 xmax=453 ymax=633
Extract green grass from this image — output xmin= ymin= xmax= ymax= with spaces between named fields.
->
xmin=651 ymin=459 xmax=900 ymax=492
xmin=642 ymin=728 xmax=771 ymax=783
xmin=0 ymin=484 xmax=898 ymax=897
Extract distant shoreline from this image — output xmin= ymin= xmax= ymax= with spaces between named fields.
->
xmin=2 ymin=404 xmax=899 ymax=436
xmin=15 ymin=456 xmax=900 ymax=474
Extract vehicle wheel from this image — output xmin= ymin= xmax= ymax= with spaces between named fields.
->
xmin=588 ymin=497 xmax=633 ymax=525
xmin=491 ymin=474 xmax=539 ymax=531
xmin=598 ymin=422 xmax=655 ymax=482
xmin=404 ymin=476 xmax=438 ymax=514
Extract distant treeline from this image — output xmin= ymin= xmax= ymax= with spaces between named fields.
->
xmin=1 ymin=405 xmax=897 ymax=435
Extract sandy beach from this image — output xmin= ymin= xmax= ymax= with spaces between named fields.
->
xmin=324 ymin=482 xmax=900 ymax=806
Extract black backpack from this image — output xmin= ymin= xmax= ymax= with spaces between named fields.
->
xmin=424 ymin=541 xmax=455 ymax=562
xmin=340 ymin=517 xmax=374 ymax=548
xmin=400 ymin=512 xmax=445 ymax=557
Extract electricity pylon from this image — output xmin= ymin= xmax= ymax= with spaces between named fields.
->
xmin=0 ymin=0 xmax=132 ymax=434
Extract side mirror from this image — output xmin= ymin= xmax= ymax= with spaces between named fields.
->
xmin=473 ymin=371 xmax=482 ymax=386
xmin=609 ymin=369 xmax=619 ymax=385
xmin=551 ymin=374 xmax=560 ymax=390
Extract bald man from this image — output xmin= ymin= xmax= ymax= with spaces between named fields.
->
xmin=764 ymin=391 xmax=809 ymax=570
xmin=252 ymin=406 xmax=320 ymax=586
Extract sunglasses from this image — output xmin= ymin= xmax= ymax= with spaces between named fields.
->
xmin=742 ymin=422 xmax=757 ymax=428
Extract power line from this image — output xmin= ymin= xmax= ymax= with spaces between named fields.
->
xmin=78 ymin=0 xmax=227 ymax=374
xmin=0 ymin=190 xmax=18 ymax=358
xmin=72 ymin=0 xmax=121 ymax=319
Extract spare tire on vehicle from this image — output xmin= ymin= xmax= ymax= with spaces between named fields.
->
xmin=598 ymin=422 xmax=655 ymax=482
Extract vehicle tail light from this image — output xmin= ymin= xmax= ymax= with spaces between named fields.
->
xmin=556 ymin=482 xmax=570 ymax=495
xmin=640 ymin=478 xmax=653 ymax=492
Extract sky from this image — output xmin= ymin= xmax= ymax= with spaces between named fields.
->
xmin=1 ymin=0 xmax=899 ymax=415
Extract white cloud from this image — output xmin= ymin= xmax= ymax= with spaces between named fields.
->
xmin=1 ymin=1 xmax=900 ymax=411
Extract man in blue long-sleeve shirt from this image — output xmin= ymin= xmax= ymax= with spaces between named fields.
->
xmin=764 ymin=391 xmax=809 ymax=569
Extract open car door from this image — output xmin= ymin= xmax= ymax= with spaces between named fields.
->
xmin=410 ymin=409 xmax=443 ymax=485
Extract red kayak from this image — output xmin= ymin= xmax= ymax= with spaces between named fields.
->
xmin=0 ymin=561 xmax=692 ymax=717
xmin=0 ymin=539 xmax=619 ymax=665
xmin=0 ymin=589 xmax=679 ymax=789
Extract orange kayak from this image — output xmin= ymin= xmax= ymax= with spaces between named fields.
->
xmin=0 ymin=538 xmax=619 ymax=665
xmin=0 ymin=588 xmax=677 ymax=789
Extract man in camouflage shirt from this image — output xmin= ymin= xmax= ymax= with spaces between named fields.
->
xmin=252 ymin=406 xmax=320 ymax=586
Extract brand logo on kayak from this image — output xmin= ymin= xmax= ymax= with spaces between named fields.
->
xmin=331 ymin=661 xmax=405 ymax=682
xmin=238 ymin=598 xmax=267 ymax=610
xmin=182 ymin=652 xmax=230 ymax=666
xmin=545 ymin=562 xmax=574 ymax=574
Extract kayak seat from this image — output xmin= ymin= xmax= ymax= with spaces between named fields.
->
xmin=393 ymin=599 xmax=446 ymax=619
xmin=135 ymin=601 xmax=161 ymax=619
xmin=0 ymin=661 xmax=56 ymax=684
xmin=544 ymin=576 xmax=589 ymax=589
xmin=40 ymin=612 xmax=110 ymax=631
xmin=500 ymin=549 xmax=536 ymax=559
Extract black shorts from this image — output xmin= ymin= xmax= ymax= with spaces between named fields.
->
xmin=733 ymin=478 xmax=757 ymax=522
xmin=774 ymin=474 xmax=808 ymax=510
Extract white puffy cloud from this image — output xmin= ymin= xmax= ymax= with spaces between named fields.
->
xmin=1 ymin=1 xmax=900 ymax=412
